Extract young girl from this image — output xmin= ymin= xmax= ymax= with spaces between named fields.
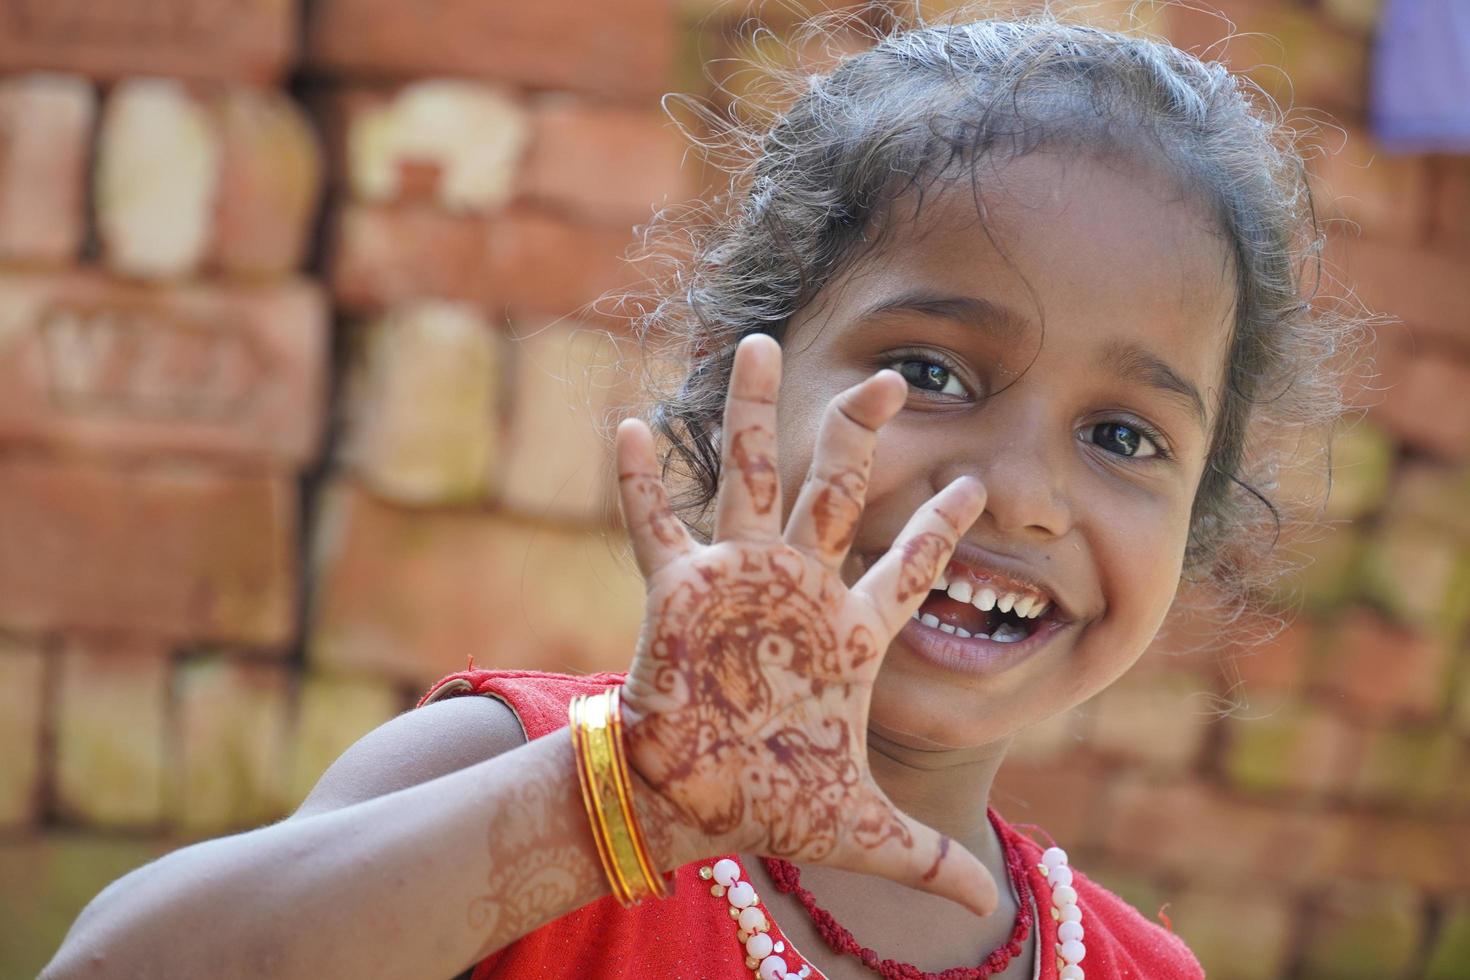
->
xmin=44 ymin=12 xmax=1350 ymax=980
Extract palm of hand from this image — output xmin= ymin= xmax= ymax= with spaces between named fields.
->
xmin=614 ymin=335 xmax=994 ymax=914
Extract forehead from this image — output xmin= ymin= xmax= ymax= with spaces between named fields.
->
xmin=814 ymin=150 xmax=1237 ymax=387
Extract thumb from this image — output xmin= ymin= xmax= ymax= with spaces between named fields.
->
xmin=839 ymin=788 xmax=999 ymax=918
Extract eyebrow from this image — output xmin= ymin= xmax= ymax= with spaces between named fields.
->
xmin=857 ymin=290 xmax=1034 ymax=341
xmin=859 ymin=289 xmax=1209 ymax=429
xmin=1100 ymin=339 xmax=1208 ymax=429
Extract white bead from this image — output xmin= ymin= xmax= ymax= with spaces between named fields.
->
xmin=1052 ymin=884 xmax=1078 ymax=907
xmin=785 ymin=974 xmax=803 ymax=980
xmin=1060 ymin=903 xmax=1082 ymax=923
xmin=1059 ymin=920 xmax=1084 ymax=943
xmin=1049 ymin=864 xmax=1073 ymax=889
xmin=1060 ymin=966 xmax=1084 ymax=980
xmin=746 ymin=933 xmax=774 ymax=959
xmin=1042 ymin=846 xmax=1069 ymax=872
xmin=759 ymin=954 xmax=788 ymax=980
xmin=739 ymin=906 xmax=768 ymax=932
xmin=1061 ymin=939 xmax=1087 ymax=964
xmin=713 ymin=858 xmax=741 ymax=887
xmin=727 ymin=881 xmax=757 ymax=909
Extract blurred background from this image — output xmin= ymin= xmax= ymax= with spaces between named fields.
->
xmin=0 ymin=1 xmax=1466 ymax=977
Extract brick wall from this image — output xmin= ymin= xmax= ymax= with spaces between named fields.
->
xmin=0 ymin=2 xmax=1465 ymax=978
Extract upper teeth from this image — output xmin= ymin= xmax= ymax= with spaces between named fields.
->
xmin=942 ymin=576 xmax=1049 ymax=619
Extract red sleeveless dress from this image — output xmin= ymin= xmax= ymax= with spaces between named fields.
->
xmin=419 ymin=668 xmax=1204 ymax=980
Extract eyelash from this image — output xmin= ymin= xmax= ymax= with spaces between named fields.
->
xmin=881 ymin=350 xmax=1175 ymax=461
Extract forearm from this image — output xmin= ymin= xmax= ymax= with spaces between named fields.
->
xmin=44 ymin=728 xmax=697 ymax=980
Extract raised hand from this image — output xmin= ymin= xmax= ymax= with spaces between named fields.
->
xmin=616 ymin=334 xmax=996 ymax=917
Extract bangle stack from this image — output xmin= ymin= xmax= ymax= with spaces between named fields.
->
xmin=569 ymin=686 xmax=671 ymax=907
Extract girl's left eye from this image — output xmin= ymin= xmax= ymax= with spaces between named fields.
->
xmin=890 ymin=358 xmax=967 ymax=397
xmin=1083 ymin=421 xmax=1161 ymax=459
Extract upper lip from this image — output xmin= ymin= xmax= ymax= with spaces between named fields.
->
xmin=945 ymin=539 xmax=1078 ymax=623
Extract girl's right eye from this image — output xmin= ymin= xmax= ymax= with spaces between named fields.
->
xmin=891 ymin=358 xmax=968 ymax=397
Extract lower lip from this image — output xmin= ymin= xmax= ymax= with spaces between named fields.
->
xmin=896 ymin=614 xmax=1070 ymax=677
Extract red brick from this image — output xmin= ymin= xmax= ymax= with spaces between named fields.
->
xmin=500 ymin=319 xmax=629 ymax=523
xmin=307 ymin=479 xmax=645 ymax=687
xmin=1334 ymin=811 xmax=1470 ymax=892
xmin=208 ymin=86 xmax=323 ymax=277
xmin=1222 ymin=702 xmax=1363 ymax=796
xmin=306 ymin=0 xmax=674 ymax=102
xmin=1162 ymin=1 xmax=1370 ymax=114
xmin=1387 ymin=461 xmax=1470 ymax=540
xmin=54 ymin=637 xmax=169 ymax=827
xmin=487 ymin=208 xmax=644 ymax=321
xmin=287 ymin=674 xmax=400 ymax=808
xmin=0 ymin=73 xmax=94 ymax=265
xmin=1428 ymin=155 xmax=1470 ymax=253
xmin=1168 ymin=886 xmax=1294 ymax=980
xmin=1309 ymin=126 xmax=1431 ymax=244
xmin=338 ymin=301 xmax=504 ymax=504
xmin=519 ymin=99 xmax=692 ymax=226
xmin=0 ymin=636 xmax=45 ymax=827
xmin=0 ymin=458 xmax=296 ymax=646
xmin=1361 ymin=515 xmax=1470 ymax=634
xmin=0 ymin=270 xmax=327 ymax=465
xmin=169 ymin=656 xmax=291 ymax=832
xmin=1083 ymin=666 xmax=1216 ymax=771
xmin=0 ymin=0 xmax=297 ymax=85
xmin=1330 ymin=237 xmax=1470 ymax=355
xmin=1103 ymin=775 xmax=1355 ymax=886
xmin=1223 ymin=617 xmax=1317 ymax=703
xmin=1315 ymin=609 xmax=1452 ymax=723
xmin=328 ymin=202 xmax=494 ymax=312
xmin=342 ymin=80 xmax=527 ymax=213
xmin=1369 ymin=345 xmax=1470 ymax=462
xmin=1300 ymin=882 xmax=1424 ymax=979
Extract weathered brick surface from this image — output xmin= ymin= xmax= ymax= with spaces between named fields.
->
xmin=306 ymin=0 xmax=674 ymax=101
xmin=329 ymin=202 xmax=493 ymax=312
xmin=500 ymin=320 xmax=628 ymax=523
xmin=0 ymin=637 xmax=45 ymax=827
xmin=338 ymin=301 xmax=503 ymax=504
xmin=1351 ymin=726 xmax=1461 ymax=811
xmin=487 ymin=208 xmax=644 ymax=320
xmin=0 ymin=458 xmax=297 ymax=646
xmin=209 ymin=87 xmax=324 ymax=276
xmin=308 ymin=479 xmax=645 ymax=686
xmin=169 ymin=656 xmax=291 ymax=833
xmin=1367 ymin=334 xmax=1470 ymax=461
xmin=287 ymin=674 xmax=401 ymax=808
xmin=1317 ymin=610 xmax=1452 ymax=723
xmin=1225 ymin=618 xmax=1317 ymax=704
xmin=0 ymin=73 xmax=94 ymax=265
xmin=1334 ymin=810 xmax=1470 ymax=893
xmin=1334 ymin=237 xmax=1470 ymax=355
xmin=1309 ymin=125 xmax=1430 ymax=245
xmin=1224 ymin=703 xmax=1362 ymax=797
xmin=0 ymin=271 xmax=327 ymax=464
xmin=1082 ymin=665 xmax=1215 ymax=770
xmin=990 ymin=755 xmax=1109 ymax=853
xmin=1168 ymin=886 xmax=1294 ymax=980
xmin=0 ymin=0 xmax=298 ymax=85
xmin=95 ymin=78 xmax=221 ymax=280
xmin=519 ymin=99 xmax=691 ymax=225
xmin=54 ymin=638 xmax=169 ymax=827
xmin=1361 ymin=516 xmax=1470 ymax=634
xmin=343 ymin=80 xmax=527 ymax=213
xmin=1427 ymin=897 xmax=1470 ymax=980
xmin=0 ymin=835 xmax=172 ymax=980
xmin=1299 ymin=883 xmax=1424 ymax=980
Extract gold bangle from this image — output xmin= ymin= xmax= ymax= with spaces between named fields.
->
xmin=569 ymin=688 xmax=669 ymax=906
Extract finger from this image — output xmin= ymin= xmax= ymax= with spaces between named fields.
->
xmin=615 ymin=418 xmax=696 ymax=579
xmin=841 ymin=789 xmax=999 ymax=917
xmin=852 ymin=477 xmax=986 ymax=640
xmin=783 ymin=370 xmax=907 ymax=571
xmin=711 ymin=334 xmax=783 ymax=543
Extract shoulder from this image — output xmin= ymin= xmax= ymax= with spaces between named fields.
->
xmin=1069 ymin=869 xmax=1205 ymax=979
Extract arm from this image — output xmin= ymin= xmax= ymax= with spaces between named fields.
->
xmin=42 ymin=695 xmax=695 ymax=980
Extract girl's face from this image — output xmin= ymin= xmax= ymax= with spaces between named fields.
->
xmin=776 ymin=150 xmax=1237 ymax=750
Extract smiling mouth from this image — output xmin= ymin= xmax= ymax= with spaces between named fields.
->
xmin=909 ymin=560 xmax=1057 ymax=643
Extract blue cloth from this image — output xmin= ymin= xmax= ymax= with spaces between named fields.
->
xmin=1370 ymin=0 xmax=1470 ymax=152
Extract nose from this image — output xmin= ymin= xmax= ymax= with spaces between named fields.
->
xmin=934 ymin=406 xmax=1074 ymax=541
